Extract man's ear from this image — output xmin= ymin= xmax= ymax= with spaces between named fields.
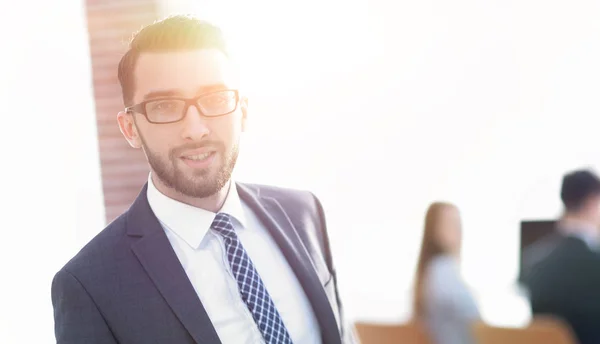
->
xmin=240 ymin=96 xmax=248 ymax=132
xmin=117 ymin=111 xmax=142 ymax=148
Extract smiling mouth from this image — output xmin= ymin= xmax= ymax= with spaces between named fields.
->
xmin=182 ymin=152 xmax=215 ymax=161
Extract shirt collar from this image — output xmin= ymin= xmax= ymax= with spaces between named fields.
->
xmin=146 ymin=174 xmax=248 ymax=249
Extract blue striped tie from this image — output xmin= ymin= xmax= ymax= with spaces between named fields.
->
xmin=211 ymin=213 xmax=294 ymax=344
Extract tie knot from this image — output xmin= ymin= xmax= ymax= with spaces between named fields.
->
xmin=211 ymin=213 xmax=236 ymax=238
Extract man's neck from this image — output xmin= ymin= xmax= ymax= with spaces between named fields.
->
xmin=151 ymin=174 xmax=230 ymax=213
xmin=560 ymin=215 xmax=598 ymax=237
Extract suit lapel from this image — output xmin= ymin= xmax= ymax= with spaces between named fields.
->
xmin=127 ymin=184 xmax=221 ymax=344
xmin=237 ymin=183 xmax=342 ymax=344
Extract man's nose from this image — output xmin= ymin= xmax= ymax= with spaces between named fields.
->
xmin=180 ymin=104 xmax=210 ymax=140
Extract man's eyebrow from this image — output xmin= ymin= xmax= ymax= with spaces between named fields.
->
xmin=142 ymin=89 xmax=184 ymax=100
xmin=142 ymin=84 xmax=229 ymax=101
xmin=196 ymin=84 xmax=228 ymax=94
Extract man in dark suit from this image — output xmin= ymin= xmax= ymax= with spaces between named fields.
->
xmin=519 ymin=229 xmax=563 ymax=283
xmin=524 ymin=169 xmax=600 ymax=344
xmin=52 ymin=15 xmax=354 ymax=344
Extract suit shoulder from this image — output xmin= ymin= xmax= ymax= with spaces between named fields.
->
xmin=238 ymin=182 xmax=326 ymax=223
xmin=57 ymin=212 xmax=129 ymax=277
xmin=525 ymin=236 xmax=593 ymax=282
xmin=239 ymin=182 xmax=318 ymax=202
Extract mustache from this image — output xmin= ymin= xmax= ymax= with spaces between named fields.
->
xmin=170 ymin=141 xmax=225 ymax=157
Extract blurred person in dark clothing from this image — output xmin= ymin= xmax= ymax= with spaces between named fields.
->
xmin=524 ymin=169 xmax=600 ymax=344
xmin=520 ymin=227 xmax=563 ymax=283
xmin=413 ymin=202 xmax=480 ymax=344
xmin=51 ymin=15 xmax=353 ymax=344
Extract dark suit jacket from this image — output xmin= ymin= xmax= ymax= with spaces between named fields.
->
xmin=519 ymin=232 xmax=564 ymax=283
xmin=52 ymin=183 xmax=353 ymax=344
xmin=523 ymin=235 xmax=600 ymax=344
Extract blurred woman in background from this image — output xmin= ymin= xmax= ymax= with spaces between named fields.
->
xmin=413 ymin=202 xmax=480 ymax=344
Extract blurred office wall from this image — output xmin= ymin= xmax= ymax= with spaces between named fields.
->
xmin=86 ymin=0 xmax=158 ymax=222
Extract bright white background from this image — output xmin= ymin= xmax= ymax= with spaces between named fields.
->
xmin=163 ymin=0 xmax=600 ymax=326
xmin=0 ymin=0 xmax=105 ymax=343
xmin=3 ymin=0 xmax=600 ymax=342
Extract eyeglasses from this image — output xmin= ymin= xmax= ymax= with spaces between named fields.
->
xmin=125 ymin=89 xmax=239 ymax=124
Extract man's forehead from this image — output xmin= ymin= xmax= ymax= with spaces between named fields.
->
xmin=133 ymin=49 xmax=238 ymax=99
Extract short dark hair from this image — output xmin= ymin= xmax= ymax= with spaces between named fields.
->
xmin=560 ymin=169 xmax=600 ymax=211
xmin=117 ymin=15 xmax=229 ymax=107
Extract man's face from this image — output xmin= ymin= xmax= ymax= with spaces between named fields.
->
xmin=118 ymin=49 xmax=247 ymax=198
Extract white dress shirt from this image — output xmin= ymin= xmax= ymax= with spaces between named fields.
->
xmin=146 ymin=176 xmax=321 ymax=344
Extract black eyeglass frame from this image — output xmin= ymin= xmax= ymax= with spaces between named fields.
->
xmin=124 ymin=89 xmax=240 ymax=124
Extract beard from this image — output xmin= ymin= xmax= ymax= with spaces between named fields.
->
xmin=140 ymin=136 xmax=239 ymax=199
